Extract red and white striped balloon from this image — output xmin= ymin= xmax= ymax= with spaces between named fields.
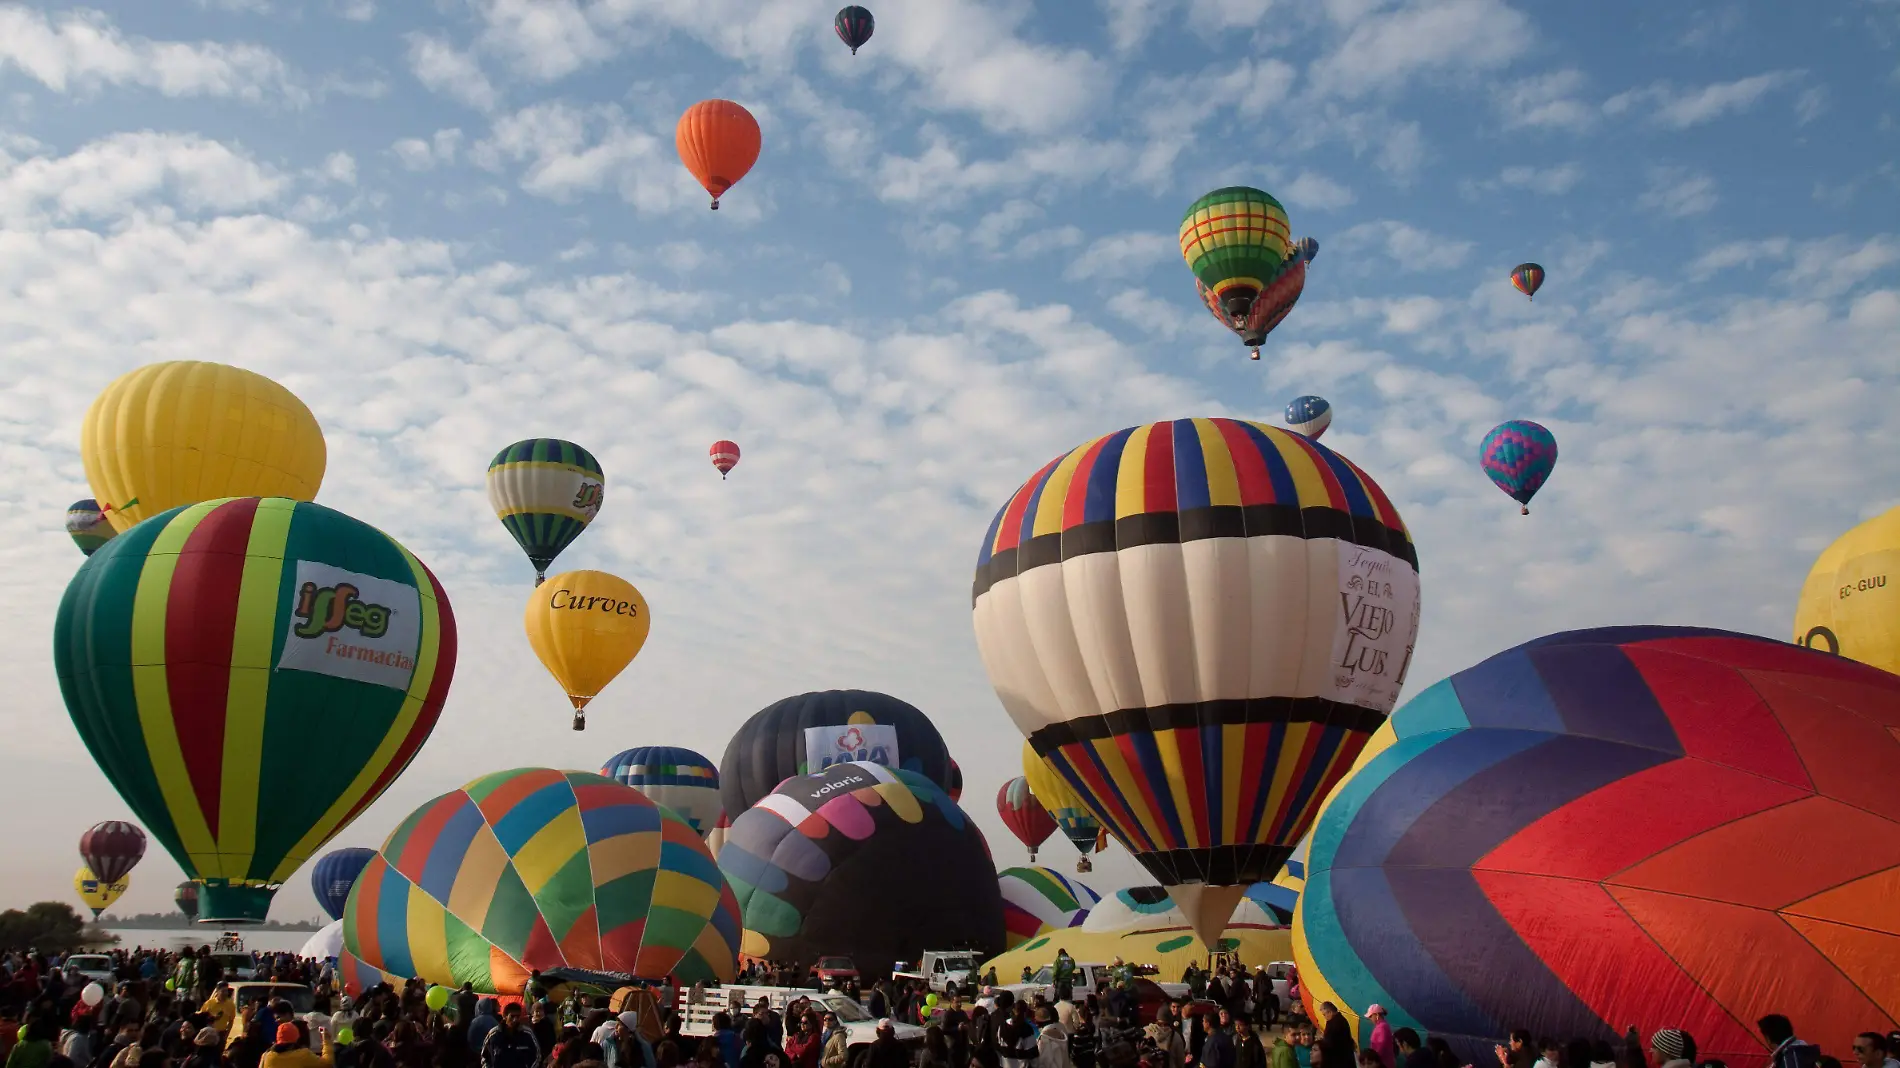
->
xmin=80 ymin=820 xmax=147 ymax=885
xmin=709 ymin=440 xmax=741 ymax=479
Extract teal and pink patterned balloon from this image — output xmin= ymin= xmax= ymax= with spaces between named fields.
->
xmin=1479 ymin=420 xmax=1558 ymax=515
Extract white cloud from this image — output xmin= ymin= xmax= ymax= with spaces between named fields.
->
xmin=1603 ymin=70 xmax=1802 ymax=129
xmin=1795 ymin=85 xmax=1828 ymax=125
xmin=1065 ymin=232 xmax=1178 ymax=281
xmin=317 ymin=151 xmax=356 ymax=186
xmin=1101 ymin=0 xmax=1171 ymax=52
xmin=475 ymin=0 xmax=615 ymax=81
xmin=1465 ymin=162 xmax=1584 ymax=198
xmin=1637 ymin=167 xmax=1718 ymax=218
xmin=1334 ymin=220 xmax=1474 ymax=270
xmin=473 ymin=101 xmax=733 ymax=216
xmin=1309 ymin=0 xmax=1534 ymax=100
xmin=0 ymin=131 xmax=286 ymax=225
xmin=0 ymin=4 xmax=300 ymax=102
xmin=406 ymin=34 xmax=499 ymax=113
xmin=331 ymin=0 xmax=376 ymax=20
xmin=390 ymin=128 xmax=463 ymax=171
xmin=1280 ymin=171 xmax=1357 ymax=211
xmin=1496 ymin=69 xmax=1596 ymax=130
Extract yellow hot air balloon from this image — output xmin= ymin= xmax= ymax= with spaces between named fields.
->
xmin=1793 ymin=504 xmax=1900 ymax=675
xmin=525 ymin=570 xmax=651 ymax=731
xmin=80 ymin=361 xmax=327 ymax=533
xmin=75 ymin=866 xmax=130 ymax=920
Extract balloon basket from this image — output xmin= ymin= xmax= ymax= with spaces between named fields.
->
xmin=196 ymin=883 xmax=275 ymax=925
xmin=1521 ymin=505 xmax=1530 ymax=516
xmin=572 ymin=711 xmax=587 ymax=731
xmin=1249 ymin=349 xmax=1261 ymax=361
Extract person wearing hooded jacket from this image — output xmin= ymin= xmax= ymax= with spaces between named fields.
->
xmin=467 ymin=1001 xmax=501 ymax=1054
xmin=261 ymin=1023 xmax=333 ymax=1068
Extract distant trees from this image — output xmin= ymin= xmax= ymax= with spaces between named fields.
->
xmin=0 ymin=902 xmax=90 ymax=953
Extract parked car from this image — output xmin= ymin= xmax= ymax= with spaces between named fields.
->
xmin=811 ymin=956 xmax=859 ymax=989
xmin=63 ymin=955 xmax=116 ymax=987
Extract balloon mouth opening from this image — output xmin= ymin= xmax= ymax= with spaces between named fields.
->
xmin=196 ymin=883 xmax=276 ymax=924
xmin=1221 ymin=289 xmax=1258 ymax=318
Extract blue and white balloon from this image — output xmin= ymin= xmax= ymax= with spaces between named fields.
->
xmin=1284 ymin=395 xmax=1333 ymax=440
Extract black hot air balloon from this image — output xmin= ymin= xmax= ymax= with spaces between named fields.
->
xmin=719 ymin=689 xmax=952 ymax=819
xmin=834 ymin=6 xmax=874 ymax=54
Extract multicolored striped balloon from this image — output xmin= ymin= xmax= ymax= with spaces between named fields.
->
xmin=1180 ymin=187 xmax=1303 ymax=358
xmin=998 ymin=776 xmax=1056 ymax=862
xmin=972 ymin=417 xmax=1420 ymax=946
xmin=998 ymin=866 xmax=1099 ymax=950
xmin=1510 ymin=262 xmax=1545 ymax=300
xmin=1283 ymin=395 xmax=1332 ymax=440
xmin=1021 ymin=742 xmax=1103 ymax=867
xmin=66 ymin=498 xmax=117 ymax=556
xmin=340 ymin=768 xmax=740 ymax=995
xmin=1478 ymin=419 xmax=1558 ymax=514
xmin=79 ymin=820 xmax=146 ymax=885
xmin=601 ymin=746 xmax=723 ymax=837
xmin=487 ymin=438 xmax=604 ymax=585
xmin=55 ymin=497 xmax=457 ymax=924
xmin=1294 ymin=627 xmax=1900 ymax=1063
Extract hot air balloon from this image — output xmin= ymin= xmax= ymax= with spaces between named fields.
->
xmin=1181 ymin=187 xmax=1305 ymax=359
xmin=998 ymin=866 xmax=1099 ymax=950
xmin=1511 ymin=262 xmax=1545 ymax=300
xmin=946 ymin=758 xmax=963 ymax=803
xmin=706 ymin=812 xmax=731 ymax=857
xmin=972 ymin=417 xmax=1420 ymax=950
xmin=55 ymin=497 xmax=459 ymax=924
xmin=1296 ymin=237 xmax=1320 ymax=263
xmin=719 ymin=689 xmax=954 ymax=818
xmin=1295 ymin=627 xmax=1900 ymax=1060
xmin=1021 ymin=743 xmax=1104 ymax=873
xmin=176 ymin=882 xmax=200 ymax=923
xmin=80 ymin=361 xmax=326 ymax=533
xmin=998 ymin=777 xmax=1057 ymax=862
xmin=79 ymin=821 xmax=146 ymax=884
xmin=75 ymin=867 xmax=129 ymax=920
xmin=311 ymin=847 xmax=376 ymax=923
xmin=601 ymin=746 xmax=723 ymax=836
xmin=1793 ymin=504 xmax=1900 ymax=675
xmin=486 ymin=439 xmax=605 ymax=585
xmin=66 ymin=499 xmax=117 ymax=556
xmin=709 ymin=440 xmax=741 ymax=479
xmin=834 ymin=5 xmax=874 ymax=54
xmin=717 ymin=761 xmax=1006 ymax=976
xmin=1284 ymin=395 xmax=1332 ymax=440
xmin=676 ymin=100 xmax=760 ymax=211
xmin=340 ymin=768 xmax=741 ymax=994
xmin=524 ymin=570 xmax=651 ymax=731
xmin=1478 ymin=419 xmax=1558 ymax=514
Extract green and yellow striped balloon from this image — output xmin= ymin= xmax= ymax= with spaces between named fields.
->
xmin=486 ymin=439 xmax=605 ymax=585
xmin=54 ymin=497 xmax=459 ymax=924
xmin=1179 ymin=186 xmax=1294 ymax=318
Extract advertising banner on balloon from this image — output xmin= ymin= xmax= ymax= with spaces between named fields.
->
xmin=805 ymin=724 xmax=901 ymax=773
xmin=1329 ymin=545 xmax=1421 ymax=712
xmin=278 ymin=561 xmax=423 ymax=690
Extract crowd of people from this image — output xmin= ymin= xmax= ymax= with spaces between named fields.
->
xmin=1 ymin=945 xmax=1896 ymax=1068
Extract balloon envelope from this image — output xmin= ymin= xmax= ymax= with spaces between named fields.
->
xmin=301 ymin=919 xmax=344 ymax=961
xmin=834 ymin=5 xmax=874 ymax=52
xmin=67 ymin=499 xmax=118 ymax=556
xmin=601 ymin=746 xmax=723 ymax=836
xmin=523 ymin=570 xmax=651 ymax=730
xmin=55 ymin=497 xmax=459 ymax=923
xmin=1020 ymin=743 xmax=1102 ymax=861
xmin=487 ymin=439 xmax=604 ymax=584
xmin=1478 ymin=419 xmax=1558 ymax=512
xmin=997 ymin=777 xmax=1057 ymax=859
xmin=709 ymin=440 xmax=741 ymax=478
xmin=311 ymin=847 xmax=377 ymax=922
xmin=75 ymin=866 xmax=129 ymax=918
xmin=176 ymin=882 xmax=199 ymax=921
xmin=1511 ymin=262 xmax=1545 ymax=298
xmin=1793 ymin=503 xmax=1900 ymax=676
xmin=676 ymin=101 xmax=760 ymax=209
xmin=1284 ymin=395 xmax=1333 ymax=440
xmin=972 ymin=417 xmax=1419 ymax=935
xmin=1295 ymin=626 xmax=1900 ymax=1060
xmin=718 ymin=689 xmax=953 ymax=819
xmin=80 ymin=361 xmax=325 ymax=533
xmin=717 ymin=761 xmax=1005 ymax=976
xmin=340 ymin=768 xmax=740 ymax=994
xmin=80 ymin=820 xmax=146 ymax=884
xmin=998 ymin=866 xmax=1098 ymax=950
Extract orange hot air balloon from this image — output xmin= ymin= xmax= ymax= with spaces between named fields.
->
xmin=676 ymin=100 xmax=761 ymax=211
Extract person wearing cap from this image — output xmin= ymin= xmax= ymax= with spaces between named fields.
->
xmin=1362 ymin=1007 xmax=1393 ymax=1068
xmin=260 ymin=1022 xmax=333 ymax=1068
xmin=1651 ymin=1030 xmax=1697 ymax=1068
xmin=1034 ymin=1006 xmax=1072 ymax=1068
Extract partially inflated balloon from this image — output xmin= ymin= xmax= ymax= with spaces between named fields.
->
xmin=1020 ymin=743 xmax=1103 ymax=871
xmin=602 ymin=746 xmax=723 ymax=836
xmin=719 ymin=690 xmax=953 ymax=818
xmin=1284 ymin=395 xmax=1332 ymax=440
xmin=677 ymin=101 xmax=760 ymax=210
xmin=80 ymin=362 xmax=326 ymax=533
xmin=67 ymin=499 xmax=117 ymax=556
xmin=1793 ymin=504 xmax=1900 ymax=675
xmin=75 ymin=867 xmax=129 ymax=919
xmin=1511 ymin=262 xmax=1545 ymax=300
xmin=487 ymin=439 xmax=604 ymax=585
xmin=524 ymin=570 xmax=651 ymax=730
xmin=834 ymin=5 xmax=874 ymax=53
xmin=55 ymin=497 xmax=459 ymax=923
xmin=80 ymin=820 xmax=146 ymax=884
xmin=1478 ymin=420 xmax=1558 ymax=514
xmin=973 ymin=417 xmax=1420 ymax=950
xmin=998 ymin=777 xmax=1056 ymax=862
xmin=998 ymin=867 xmax=1099 ymax=950
xmin=311 ymin=847 xmax=376 ymax=922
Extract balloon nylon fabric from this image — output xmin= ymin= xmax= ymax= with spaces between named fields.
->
xmin=973 ymin=417 xmax=1419 ymax=889
xmin=486 ymin=438 xmax=604 ymax=577
xmin=718 ymin=689 xmax=953 ymax=819
xmin=80 ymin=820 xmax=147 ymax=884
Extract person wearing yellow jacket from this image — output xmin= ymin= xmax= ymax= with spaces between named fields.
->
xmin=201 ymin=989 xmax=237 ymax=1036
xmin=260 ymin=1024 xmax=332 ymax=1068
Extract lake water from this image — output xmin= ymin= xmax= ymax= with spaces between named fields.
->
xmin=104 ymin=928 xmax=323 ymax=954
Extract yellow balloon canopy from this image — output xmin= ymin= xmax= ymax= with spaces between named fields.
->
xmin=1794 ymin=504 xmax=1900 ymax=676
xmin=75 ymin=866 xmax=130 ymax=919
xmin=81 ymin=361 xmax=327 ymax=533
xmin=525 ymin=570 xmax=651 ymax=731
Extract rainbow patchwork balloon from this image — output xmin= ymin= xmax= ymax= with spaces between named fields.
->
xmin=1478 ymin=419 xmax=1558 ymax=514
xmin=340 ymin=768 xmax=740 ymax=995
xmin=998 ymin=866 xmax=1099 ymax=949
xmin=1294 ymin=627 xmax=1900 ymax=1064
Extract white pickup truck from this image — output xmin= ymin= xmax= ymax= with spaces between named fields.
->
xmin=1001 ymin=962 xmax=1190 ymax=1003
xmin=676 ymin=985 xmax=923 ymax=1065
xmin=891 ymin=951 xmax=980 ymax=993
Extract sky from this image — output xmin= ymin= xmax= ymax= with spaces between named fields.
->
xmin=2 ymin=0 xmax=1898 ymax=925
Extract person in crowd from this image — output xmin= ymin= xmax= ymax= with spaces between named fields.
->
xmin=1362 ymin=1008 xmax=1393 ymax=1068
xmin=1232 ymin=1016 xmax=1268 ymax=1068
xmin=1271 ymin=1023 xmax=1301 ymax=1068
xmin=817 ymin=1016 xmax=847 ymax=1068
xmin=1202 ymin=1011 xmax=1236 ymax=1068
xmin=1652 ymin=1031 xmax=1697 ymax=1068
xmin=1759 ymin=1018 xmax=1817 ymax=1068
xmin=863 ymin=1022 xmax=906 ymax=1068
xmin=466 ymin=1001 xmax=500 ymax=1055
xmin=1853 ymin=1034 xmax=1899 ymax=1068
xmin=707 ymin=1015 xmax=739 ymax=1068
xmin=477 ymin=1005 xmax=538 ymax=1068
xmin=781 ymin=1013 xmax=820 ymax=1068
xmin=1314 ymin=1006 xmax=1353 ymax=1068
xmin=1033 ymin=1006 xmax=1071 ymax=1068
xmin=8 ymin=1017 xmax=57 ymax=1068
xmin=55 ymin=1017 xmax=93 ymax=1066
xmin=1393 ymin=1029 xmax=1431 ymax=1068
xmin=737 ymin=1020 xmax=783 ymax=1068
xmin=260 ymin=1024 xmax=331 ymax=1068
xmin=178 ymin=1030 xmax=220 ymax=1068
xmin=1146 ymin=1005 xmax=1185 ymax=1068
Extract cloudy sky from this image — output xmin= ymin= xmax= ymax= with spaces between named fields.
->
xmin=4 ymin=0 xmax=1897 ymax=924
